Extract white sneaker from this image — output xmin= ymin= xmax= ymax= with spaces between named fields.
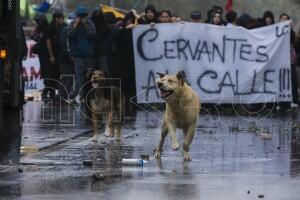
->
xmin=64 ymin=98 xmax=78 ymax=105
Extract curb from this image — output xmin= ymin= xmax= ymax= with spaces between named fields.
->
xmin=38 ymin=129 xmax=93 ymax=151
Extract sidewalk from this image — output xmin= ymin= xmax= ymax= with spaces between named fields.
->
xmin=21 ymin=101 xmax=91 ymax=151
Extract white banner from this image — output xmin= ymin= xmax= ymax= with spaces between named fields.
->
xmin=133 ymin=21 xmax=292 ymax=104
xmin=22 ymin=40 xmax=44 ymax=94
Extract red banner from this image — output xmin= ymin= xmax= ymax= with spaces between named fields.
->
xmin=226 ymin=0 xmax=233 ymax=11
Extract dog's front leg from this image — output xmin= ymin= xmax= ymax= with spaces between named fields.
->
xmin=105 ymin=111 xmax=114 ymax=137
xmin=154 ymin=122 xmax=168 ymax=159
xmin=182 ymin=124 xmax=196 ymax=161
xmin=168 ymin=122 xmax=180 ymax=151
xmin=92 ymin=112 xmax=98 ymax=142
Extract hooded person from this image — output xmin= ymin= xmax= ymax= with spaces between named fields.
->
xmin=91 ymin=7 xmax=110 ymax=72
xmin=137 ymin=4 xmax=158 ymax=24
xmin=236 ymin=13 xmax=251 ymax=28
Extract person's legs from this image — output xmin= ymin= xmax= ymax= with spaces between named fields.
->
xmin=69 ymin=57 xmax=86 ymax=100
xmin=82 ymin=59 xmax=94 ymax=119
xmin=39 ymin=55 xmax=51 ymax=100
xmin=48 ymin=63 xmax=60 ymax=100
xmin=59 ymin=62 xmax=74 ymax=99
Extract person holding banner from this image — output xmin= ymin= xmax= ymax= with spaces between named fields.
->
xmin=262 ymin=10 xmax=275 ymax=26
xmin=137 ymin=4 xmax=159 ymax=24
xmin=279 ymin=13 xmax=298 ymax=108
xmin=210 ymin=5 xmax=227 ymax=26
xmin=159 ymin=10 xmax=172 ymax=23
xmin=210 ymin=11 xmax=224 ymax=26
xmin=190 ymin=11 xmax=202 ymax=23
xmin=226 ymin=10 xmax=238 ymax=26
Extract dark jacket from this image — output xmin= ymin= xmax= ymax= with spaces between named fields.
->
xmin=58 ymin=26 xmax=70 ymax=64
xmin=91 ymin=10 xmax=110 ymax=57
xmin=67 ymin=19 xmax=96 ymax=58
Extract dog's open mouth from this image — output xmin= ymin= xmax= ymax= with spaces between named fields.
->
xmin=92 ymin=82 xmax=99 ymax=88
xmin=91 ymin=79 xmax=104 ymax=88
xmin=160 ymin=89 xmax=174 ymax=99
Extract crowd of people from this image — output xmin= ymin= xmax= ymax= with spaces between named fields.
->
xmin=29 ymin=3 xmax=300 ymax=109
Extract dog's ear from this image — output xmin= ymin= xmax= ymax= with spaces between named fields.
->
xmin=176 ymin=70 xmax=186 ymax=85
xmin=101 ymin=69 xmax=108 ymax=78
xmin=157 ymin=72 xmax=166 ymax=78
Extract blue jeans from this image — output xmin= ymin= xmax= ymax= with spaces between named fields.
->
xmin=69 ymin=57 xmax=93 ymax=99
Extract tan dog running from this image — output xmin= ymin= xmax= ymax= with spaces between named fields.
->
xmin=154 ymin=71 xmax=200 ymax=161
xmin=89 ymin=70 xmax=125 ymax=142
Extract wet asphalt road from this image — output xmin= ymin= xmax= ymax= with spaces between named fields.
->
xmin=0 ymin=102 xmax=300 ymax=200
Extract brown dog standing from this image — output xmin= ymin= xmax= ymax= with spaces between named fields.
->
xmin=154 ymin=71 xmax=200 ymax=161
xmin=89 ymin=70 xmax=125 ymax=142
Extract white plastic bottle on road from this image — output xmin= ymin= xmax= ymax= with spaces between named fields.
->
xmin=122 ymin=158 xmax=149 ymax=166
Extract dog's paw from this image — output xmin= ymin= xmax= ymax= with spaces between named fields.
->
xmin=154 ymin=149 xmax=162 ymax=159
xmin=183 ymin=152 xmax=192 ymax=161
xmin=172 ymin=141 xmax=180 ymax=151
xmin=92 ymin=135 xmax=98 ymax=142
